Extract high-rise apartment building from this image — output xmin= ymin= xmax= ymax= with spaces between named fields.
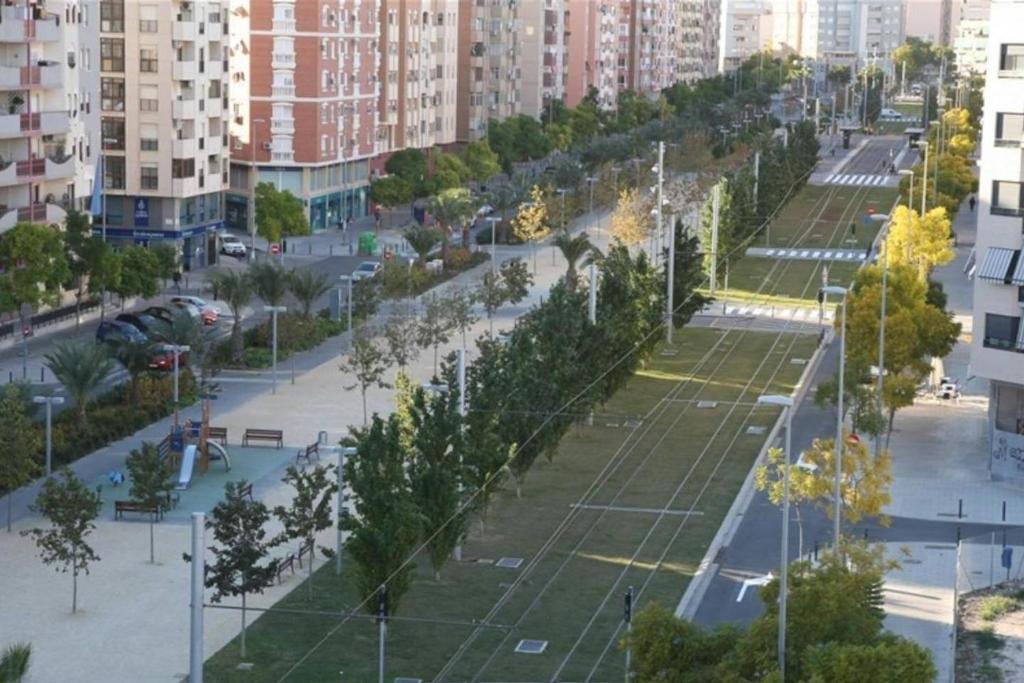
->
xmin=0 ymin=0 xmax=98 ymax=232
xmin=700 ymin=0 xmax=720 ymax=77
xmin=520 ymin=0 xmax=569 ymax=118
xmin=971 ymin=0 xmax=1024 ymax=482
xmin=772 ymin=0 xmax=905 ymax=68
xmin=953 ymin=0 xmax=990 ymax=76
xmin=618 ymin=0 xmax=678 ymax=94
xmin=719 ymin=0 xmax=772 ymax=73
xmin=456 ymin=0 xmax=520 ymax=142
xmin=227 ymin=0 xmax=378 ymax=235
xmin=98 ymin=0 xmax=228 ymax=268
xmin=377 ymin=1 xmax=459 ymax=159
xmin=677 ymin=0 xmax=704 ymax=83
xmin=564 ymin=0 xmax=601 ymax=108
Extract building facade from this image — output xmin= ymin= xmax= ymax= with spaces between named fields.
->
xmin=953 ymin=0 xmax=990 ymax=77
xmin=455 ymin=0 xmax=520 ymax=142
xmin=0 ymin=0 xmax=98 ymax=233
xmin=719 ymin=0 xmax=772 ymax=73
xmin=771 ymin=0 xmax=905 ymax=69
xmin=971 ymin=0 xmax=1024 ymax=483
xmin=227 ymin=0 xmax=379 ymax=235
xmin=98 ymin=0 xmax=228 ymax=268
xmin=520 ymin=0 xmax=568 ymax=118
xmin=617 ymin=0 xmax=678 ymax=94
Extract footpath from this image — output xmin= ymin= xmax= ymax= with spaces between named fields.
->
xmin=0 ymin=206 xmax=615 ymax=682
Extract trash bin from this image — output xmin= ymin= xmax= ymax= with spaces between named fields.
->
xmin=358 ymin=231 xmax=378 ymax=256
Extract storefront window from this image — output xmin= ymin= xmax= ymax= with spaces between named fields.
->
xmin=996 ymin=384 xmax=1024 ymax=434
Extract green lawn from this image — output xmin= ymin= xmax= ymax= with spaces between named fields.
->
xmin=758 ymin=184 xmax=898 ymax=250
xmin=203 ymin=327 xmax=818 ymax=682
xmin=715 ymin=259 xmax=862 ymax=303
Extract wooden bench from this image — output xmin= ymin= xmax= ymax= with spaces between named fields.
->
xmin=275 ymin=553 xmax=296 ymax=584
xmin=296 ymin=442 xmax=320 ymax=466
xmin=242 ymin=428 xmax=283 ymax=448
xmin=238 ymin=482 xmax=253 ymax=502
xmin=207 ymin=426 xmax=228 ymax=445
xmin=296 ymin=540 xmax=314 ymax=569
xmin=114 ymin=500 xmax=162 ymax=521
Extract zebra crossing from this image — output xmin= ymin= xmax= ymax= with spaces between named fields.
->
xmin=822 ymin=173 xmax=895 ymax=187
xmin=720 ymin=304 xmax=835 ymax=322
xmin=747 ymin=247 xmax=867 ymax=262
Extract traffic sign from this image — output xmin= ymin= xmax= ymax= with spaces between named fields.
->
xmin=270 ymin=243 xmax=280 ymax=255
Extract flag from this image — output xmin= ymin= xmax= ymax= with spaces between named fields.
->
xmin=89 ymin=155 xmax=103 ymax=217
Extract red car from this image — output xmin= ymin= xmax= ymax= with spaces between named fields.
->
xmin=169 ymin=296 xmax=219 ymax=326
xmin=148 ymin=344 xmax=188 ymax=371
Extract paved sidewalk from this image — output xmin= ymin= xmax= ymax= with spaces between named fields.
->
xmin=0 ymin=201 xmax=617 ymax=682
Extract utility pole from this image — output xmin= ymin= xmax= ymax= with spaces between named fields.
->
xmin=876 ymin=230 xmax=888 ymax=461
xmin=709 ymin=183 xmax=720 ymax=296
xmin=752 ymin=151 xmax=760 ymax=208
xmin=814 ymin=97 xmax=821 ymax=132
xmin=666 ymin=213 xmax=676 ymax=346
xmin=189 ymin=513 xmax=205 ymax=683
xmin=655 ymin=141 xmax=664 ymax=264
xmin=453 ymin=347 xmax=466 ymax=561
xmin=921 ymin=142 xmax=930 ymax=215
xmin=624 ymin=586 xmax=634 ymax=682
xmin=378 ymin=586 xmax=387 ymax=683
xmin=588 ymin=264 xmax=597 ymax=324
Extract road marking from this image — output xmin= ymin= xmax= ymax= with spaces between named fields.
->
xmin=812 ymin=250 xmax=821 ymax=258
xmin=570 ymin=503 xmax=704 ymax=516
xmin=737 ymin=573 xmax=774 ymax=602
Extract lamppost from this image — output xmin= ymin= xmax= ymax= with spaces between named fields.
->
xmin=820 ymin=285 xmax=849 ymax=546
xmin=868 ymin=212 xmax=892 ymax=460
xmin=168 ymin=344 xmax=191 ymax=426
xmin=33 ymin=395 xmax=65 ymax=476
xmin=585 ymin=175 xmax=596 ymax=226
xmin=919 ymin=141 xmax=929 ymax=215
xmin=265 ymin=305 xmax=287 ymax=393
xmin=485 ymin=215 xmax=501 ymax=273
xmin=249 ymin=117 xmax=267 ymax=261
xmin=339 ymin=275 xmax=353 ymax=343
xmin=757 ymin=393 xmax=795 ymax=681
xmin=898 ymin=169 xmax=914 ymax=211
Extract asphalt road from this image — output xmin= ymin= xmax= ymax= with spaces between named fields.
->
xmin=844 ymin=135 xmax=916 ymax=177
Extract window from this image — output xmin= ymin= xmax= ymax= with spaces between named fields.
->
xmin=996 ymin=113 xmax=1024 ymax=145
xmin=139 ymin=19 xmax=158 ymax=32
xmin=984 ymin=313 xmax=1021 ymax=351
xmin=104 ymin=156 xmax=125 ymax=190
xmin=995 ymin=384 xmax=1024 ymax=433
xmin=100 ymin=38 xmax=124 ymax=72
xmin=101 ymin=118 xmax=124 ymax=150
xmin=140 ymin=123 xmax=158 ymax=151
xmin=1001 ymin=44 xmax=1024 ymax=73
xmin=100 ymin=0 xmax=124 ymax=32
xmin=140 ymin=165 xmax=158 ymax=190
xmin=992 ymin=181 xmax=1024 ymax=216
xmin=172 ymin=159 xmax=195 ymax=178
xmin=140 ymin=48 xmax=158 ymax=73
xmin=139 ymin=85 xmax=158 ymax=112
xmin=101 ymin=78 xmax=124 ymax=111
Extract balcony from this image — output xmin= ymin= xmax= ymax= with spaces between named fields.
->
xmin=45 ymin=154 xmax=74 ymax=181
xmin=15 ymin=158 xmax=44 ymax=178
xmin=173 ymin=98 xmax=197 ymax=119
xmin=206 ymin=97 xmax=223 ymax=119
xmin=172 ymin=21 xmax=196 ymax=42
xmin=206 ymin=21 xmax=223 ymax=41
xmin=206 ymin=59 xmax=224 ymax=79
xmin=271 ymin=119 xmax=295 ymax=134
xmin=272 ymin=19 xmax=296 ymax=33
xmin=0 ymin=202 xmax=65 ymax=231
xmin=206 ymin=135 xmax=223 ymax=155
xmin=271 ymin=85 xmax=295 ymax=98
xmin=172 ymin=137 xmax=197 ymax=157
xmin=0 ymin=10 xmax=60 ymax=42
xmin=271 ymin=52 xmax=296 ymax=69
xmin=0 ymin=110 xmax=69 ymax=137
xmin=173 ymin=60 xmax=197 ymax=81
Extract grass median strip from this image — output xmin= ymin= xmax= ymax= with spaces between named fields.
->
xmin=203 ymin=327 xmax=817 ymax=681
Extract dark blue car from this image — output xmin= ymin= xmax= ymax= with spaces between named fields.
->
xmin=96 ymin=320 xmax=146 ymax=345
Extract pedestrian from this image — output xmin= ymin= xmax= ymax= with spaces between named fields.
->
xmin=830 ymin=147 xmax=836 ymax=158
xmin=969 ymin=195 xmax=976 ymax=212
xmin=850 ymin=222 xmax=856 ymax=238
xmin=172 ymin=270 xmax=182 ymax=295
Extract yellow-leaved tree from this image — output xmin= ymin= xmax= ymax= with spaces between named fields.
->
xmin=801 ymin=433 xmax=894 ymax=528
xmin=883 ymin=205 xmax=954 ymax=280
xmin=511 ymin=185 xmax=551 ymax=243
xmin=609 ymin=187 xmax=650 ymax=246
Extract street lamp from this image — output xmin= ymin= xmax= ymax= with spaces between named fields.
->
xmin=484 ymin=216 xmax=501 ymax=273
xmin=168 ymin=344 xmax=191 ymax=426
xmin=898 ymin=169 xmax=914 ymax=210
xmin=264 ymin=305 xmax=287 ymax=393
xmin=919 ymin=141 xmax=929 ymax=215
xmin=868 ymin=213 xmax=891 ymax=460
xmin=820 ymin=285 xmax=849 ymax=547
xmin=757 ymin=393 xmax=794 ymax=681
xmin=249 ymin=117 xmax=267 ymax=261
xmin=33 ymin=395 xmax=64 ymax=476
xmin=339 ymin=275 xmax=353 ymax=344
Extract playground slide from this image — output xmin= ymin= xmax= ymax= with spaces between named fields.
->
xmin=207 ymin=442 xmax=232 ymax=471
xmin=175 ymin=444 xmax=198 ymax=490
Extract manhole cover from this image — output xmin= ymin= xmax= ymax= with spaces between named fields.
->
xmin=697 ymin=401 xmax=718 ymax=409
xmin=496 ymin=557 xmax=524 ymax=569
xmin=515 ymin=639 xmax=549 ymax=654
xmin=746 ymin=426 xmax=766 ymax=435
xmin=476 ymin=558 xmax=494 ymax=565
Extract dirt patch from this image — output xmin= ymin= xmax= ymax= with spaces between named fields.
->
xmin=957 ymin=582 xmax=1024 ymax=682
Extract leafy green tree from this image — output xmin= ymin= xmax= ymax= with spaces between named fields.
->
xmin=126 ymin=442 xmax=173 ymax=563
xmin=384 ymin=148 xmax=428 ymax=194
xmin=670 ymin=220 xmax=712 ymax=328
xmin=369 ymin=175 xmax=414 ymax=217
xmin=501 ymin=257 xmax=533 ymax=305
xmin=475 ymin=257 xmax=534 ymax=335
xmin=432 ymin=152 xmax=471 ymax=191
xmin=0 ymin=222 xmax=69 ymax=341
xmin=288 ymin=268 xmax=331 ymax=319
xmin=462 ymin=139 xmax=501 ymax=182
xmin=343 ymin=414 xmax=421 ymax=617
xmin=150 ymin=242 xmax=178 ymax=291
xmin=0 ymin=385 xmax=41 ymax=532
xmin=352 ymin=278 xmax=380 ymax=321
xmin=626 ymin=603 xmax=743 ymax=682
xmin=62 ymin=210 xmax=104 ymax=326
xmin=273 ymin=464 xmax=337 ymax=598
xmin=382 ymin=309 xmax=420 ymax=374
xmin=255 ymin=182 xmax=310 ymax=244
xmin=0 ymin=642 xmax=31 ymax=683
xmin=429 ymin=187 xmax=476 ymax=262
xmin=552 ymin=232 xmax=601 ymax=291
xmin=403 ymin=224 xmax=442 ymax=265
xmin=191 ymin=481 xmax=278 ymax=659
xmin=443 ymin=286 xmax=479 ymax=348
xmin=405 ymin=384 xmax=465 ymax=580
xmin=21 ymin=469 xmax=102 ymax=613
xmin=340 ymin=326 xmax=392 ymax=426
xmin=462 ymin=337 xmax=512 ymax=529
xmin=44 ymin=342 xmax=114 ymax=428
xmin=476 ymin=271 xmax=507 ymax=336
xmin=827 ymin=65 xmax=852 ymax=87
xmin=114 ymin=246 xmax=161 ymax=304
xmin=150 ymin=309 xmax=216 ymax=387
xmin=112 ymin=339 xmax=157 ymax=405
xmin=249 ymin=261 xmax=290 ymax=307
xmin=417 ymin=295 xmax=456 ymax=375
xmin=209 ymin=271 xmax=254 ymax=364
xmin=802 ymin=636 xmax=936 ymax=683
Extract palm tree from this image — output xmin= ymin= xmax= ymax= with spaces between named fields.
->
xmin=0 ymin=642 xmax=31 ymax=683
xmin=429 ymin=187 xmax=476 ymax=262
xmin=403 ymin=224 xmax=442 ymax=265
xmin=151 ymin=309 xmax=214 ymax=385
xmin=288 ymin=269 xmax=331 ymax=319
xmin=208 ymin=270 xmax=253 ymax=363
xmin=45 ymin=342 xmax=114 ymax=428
xmin=112 ymin=340 xmax=156 ymax=405
xmin=553 ymin=232 xmax=602 ymax=291
xmin=487 ymin=181 xmax=526 ymax=243
xmin=250 ymin=262 xmax=290 ymax=307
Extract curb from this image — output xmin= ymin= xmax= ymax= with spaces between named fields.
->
xmin=674 ymin=333 xmax=829 ymax=620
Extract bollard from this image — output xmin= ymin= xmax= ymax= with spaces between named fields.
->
xmin=8 ymin=370 xmax=12 ymax=383
xmin=1003 ymin=500 xmax=1007 ymax=522
xmin=308 ymin=243 xmax=312 ymax=255
xmin=39 ymin=366 xmax=43 ymax=383
xmin=957 ymin=526 xmax=962 ymax=544
xmin=863 ymin=528 xmax=868 ymax=540
xmin=813 ymin=541 xmax=818 ymax=561
xmin=958 ymin=498 xmax=963 ymax=519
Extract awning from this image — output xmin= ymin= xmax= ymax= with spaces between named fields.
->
xmin=1012 ymin=250 xmax=1024 ymax=286
xmin=978 ymin=247 xmax=1019 ymax=283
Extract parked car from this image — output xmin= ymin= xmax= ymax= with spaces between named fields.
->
xmin=169 ymin=300 xmax=202 ymax=321
xmin=115 ymin=312 xmax=162 ymax=335
xmin=879 ymin=108 xmax=902 ymax=120
xmin=351 ymin=261 xmax=382 ymax=281
xmin=170 ymin=296 xmax=218 ymax=325
xmin=147 ymin=344 xmax=188 ymax=371
xmin=143 ymin=306 xmax=175 ymax=324
xmin=96 ymin=320 xmax=146 ymax=346
xmin=221 ymin=234 xmax=247 ymax=257
xmin=476 ymin=204 xmax=495 ymax=217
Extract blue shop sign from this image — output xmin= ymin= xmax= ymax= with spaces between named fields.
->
xmin=134 ymin=198 xmax=150 ymax=227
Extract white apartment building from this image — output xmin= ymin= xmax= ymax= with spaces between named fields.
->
xmin=0 ymin=0 xmax=98 ymax=232
xmin=702 ymin=0 xmax=721 ymax=77
xmin=953 ymin=0 xmax=990 ymax=76
xmin=677 ymin=0 xmax=703 ymax=83
xmin=719 ymin=0 xmax=772 ymax=73
xmin=971 ymin=0 xmax=1024 ymax=482
xmin=99 ymin=0 xmax=229 ymax=269
xmin=520 ymin=0 xmax=568 ymax=118
xmin=772 ymin=0 xmax=905 ymax=68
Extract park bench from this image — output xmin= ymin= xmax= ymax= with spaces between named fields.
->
xmin=114 ymin=500 xmax=162 ymax=521
xmin=296 ymin=540 xmax=314 ymax=569
xmin=162 ymin=491 xmax=180 ymax=510
xmin=296 ymin=442 xmax=320 ymax=466
xmin=207 ymin=426 xmax=228 ymax=445
xmin=238 ymin=482 xmax=253 ymax=502
xmin=276 ymin=553 xmax=296 ymax=584
xmin=242 ymin=428 xmax=283 ymax=448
